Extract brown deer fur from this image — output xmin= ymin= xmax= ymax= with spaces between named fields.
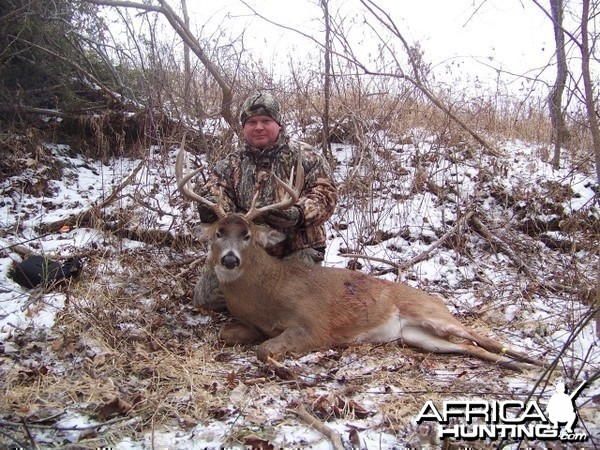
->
xmin=197 ymin=214 xmax=544 ymax=372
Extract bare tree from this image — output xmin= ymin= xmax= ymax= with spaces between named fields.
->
xmin=352 ymin=0 xmax=499 ymax=156
xmin=580 ymin=0 xmax=600 ymax=183
xmin=320 ymin=0 xmax=333 ymax=162
xmin=533 ymin=0 xmax=599 ymax=179
xmin=577 ymin=0 xmax=600 ymax=337
xmin=83 ymin=0 xmax=237 ymax=130
xmin=548 ymin=0 xmax=569 ymax=169
xmin=239 ymin=0 xmax=498 ymax=156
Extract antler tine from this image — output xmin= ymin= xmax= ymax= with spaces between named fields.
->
xmin=279 ymin=146 xmax=305 ymax=197
xmin=175 ymin=138 xmax=227 ymax=219
xmin=245 ymin=147 xmax=305 ymax=221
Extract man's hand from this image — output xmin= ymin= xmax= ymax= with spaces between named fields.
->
xmin=263 ymin=206 xmax=303 ymax=229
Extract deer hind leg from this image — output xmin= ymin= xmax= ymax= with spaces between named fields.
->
xmin=421 ymin=318 xmax=545 ymax=368
xmin=219 ymin=323 xmax=267 ymax=345
xmin=401 ymin=326 xmax=530 ymax=372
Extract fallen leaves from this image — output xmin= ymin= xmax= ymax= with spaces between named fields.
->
xmin=306 ymin=393 xmax=374 ymax=421
xmin=96 ymin=396 xmax=133 ymax=421
xmin=96 ymin=395 xmax=141 ymax=421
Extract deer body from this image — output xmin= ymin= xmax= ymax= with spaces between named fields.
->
xmin=177 ymin=148 xmax=543 ymax=371
xmin=200 ymin=215 xmax=543 ymax=371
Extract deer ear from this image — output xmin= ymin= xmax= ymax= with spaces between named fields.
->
xmin=192 ymin=223 xmax=214 ymax=242
xmin=256 ymin=225 xmax=286 ymax=248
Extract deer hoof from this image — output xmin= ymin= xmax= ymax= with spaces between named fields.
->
xmin=219 ymin=323 xmax=265 ymax=345
xmin=256 ymin=345 xmax=274 ymax=362
xmin=257 ymin=342 xmax=288 ymax=362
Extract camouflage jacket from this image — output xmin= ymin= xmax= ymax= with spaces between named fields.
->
xmin=198 ymin=134 xmax=337 ymax=257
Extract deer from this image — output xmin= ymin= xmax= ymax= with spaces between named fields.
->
xmin=176 ymin=147 xmax=545 ymax=372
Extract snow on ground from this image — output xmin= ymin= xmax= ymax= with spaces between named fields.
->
xmin=0 ymin=137 xmax=598 ymax=448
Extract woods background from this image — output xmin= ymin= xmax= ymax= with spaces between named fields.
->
xmin=1 ymin=0 xmax=599 ymax=171
xmin=1 ymin=1 xmax=599 ymax=449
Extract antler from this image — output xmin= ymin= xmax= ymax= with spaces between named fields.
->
xmin=175 ymin=135 xmax=227 ymax=219
xmin=245 ymin=147 xmax=305 ymax=222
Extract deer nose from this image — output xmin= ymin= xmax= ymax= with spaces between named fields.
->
xmin=221 ymin=252 xmax=240 ymax=269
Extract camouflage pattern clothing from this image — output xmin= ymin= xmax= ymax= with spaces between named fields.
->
xmin=193 ymin=131 xmax=337 ymax=311
xmin=240 ymin=91 xmax=282 ymax=125
xmin=191 ymin=90 xmax=337 ymax=310
xmin=196 ymin=131 xmax=337 ymax=258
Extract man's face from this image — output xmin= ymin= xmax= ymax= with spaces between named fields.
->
xmin=243 ymin=115 xmax=281 ymax=148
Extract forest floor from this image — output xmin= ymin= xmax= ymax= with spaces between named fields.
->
xmin=0 ymin=132 xmax=598 ymax=449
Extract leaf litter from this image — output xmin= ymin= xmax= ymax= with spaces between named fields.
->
xmin=0 ymin=137 xmax=598 ymax=449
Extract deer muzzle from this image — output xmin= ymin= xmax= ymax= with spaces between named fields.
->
xmin=221 ymin=252 xmax=241 ymax=270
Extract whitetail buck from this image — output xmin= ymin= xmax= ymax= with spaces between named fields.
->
xmin=176 ymin=148 xmax=544 ymax=372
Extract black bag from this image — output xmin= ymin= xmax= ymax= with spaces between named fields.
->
xmin=11 ymin=255 xmax=83 ymax=289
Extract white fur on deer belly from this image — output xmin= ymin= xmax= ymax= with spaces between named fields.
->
xmin=354 ymin=311 xmax=405 ymax=343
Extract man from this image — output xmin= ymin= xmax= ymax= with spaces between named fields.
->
xmin=194 ymin=91 xmax=337 ymax=311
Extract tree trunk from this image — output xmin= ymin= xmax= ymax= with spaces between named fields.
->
xmin=580 ymin=0 xmax=600 ymax=183
xmin=580 ymin=0 xmax=600 ymax=338
xmin=181 ymin=0 xmax=192 ymax=116
xmin=321 ymin=0 xmax=333 ymax=163
xmin=548 ymin=0 xmax=569 ymax=169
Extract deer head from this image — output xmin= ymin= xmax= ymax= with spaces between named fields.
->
xmin=175 ymin=141 xmax=305 ymax=281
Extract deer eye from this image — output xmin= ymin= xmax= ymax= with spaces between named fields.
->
xmin=215 ymin=230 xmax=223 ymax=239
xmin=243 ymin=233 xmax=251 ymax=242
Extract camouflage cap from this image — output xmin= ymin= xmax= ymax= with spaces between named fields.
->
xmin=240 ymin=91 xmax=282 ymax=126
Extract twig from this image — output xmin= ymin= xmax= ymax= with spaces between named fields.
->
xmin=173 ymin=255 xmax=206 ymax=280
xmin=0 ymin=416 xmax=128 ymax=430
xmin=39 ymin=157 xmax=146 ymax=233
xmin=21 ymin=418 xmax=39 ymax=450
xmin=469 ymin=215 xmax=533 ymax=277
xmin=266 ymin=356 xmax=287 ymax=370
xmin=293 ymin=405 xmax=344 ymax=450
xmin=497 ymin=303 xmax=600 ymax=449
xmin=342 ymin=209 xmax=475 ymax=272
xmin=339 ymin=253 xmax=400 ymax=268
xmin=0 ymin=428 xmax=29 ymax=449
xmin=265 ymin=356 xmax=297 ymax=380
xmin=398 ymin=209 xmax=475 ymax=271
xmin=243 ymin=377 xmax=268 ymax=386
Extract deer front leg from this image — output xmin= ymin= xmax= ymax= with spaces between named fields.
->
xmin=219 ymin=322 xmax=266 ymax=345
xmin=256 ymin=327 xmax=320 ymax=362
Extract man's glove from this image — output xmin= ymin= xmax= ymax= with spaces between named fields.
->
xmin=263 ymin=205 xmax=303 ymax=230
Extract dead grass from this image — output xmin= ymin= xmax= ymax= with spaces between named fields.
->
xmin=1 ymin=101 xmax=598 ymax=448
xmin=1 ymin=246 xmax=570 ymax=448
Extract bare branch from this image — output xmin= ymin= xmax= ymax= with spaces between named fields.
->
xmin=292 ymin=406 xmax=344 ymax=450
xmin=357 ymin=0 xmax=500 ymax=156
xmin=82 ymin=0 xmax=236 ymax=129
xmin=12 ymin=37 xmax=123 ymax=107
xmin=342 ymin=209 xmax=476 ymax=272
